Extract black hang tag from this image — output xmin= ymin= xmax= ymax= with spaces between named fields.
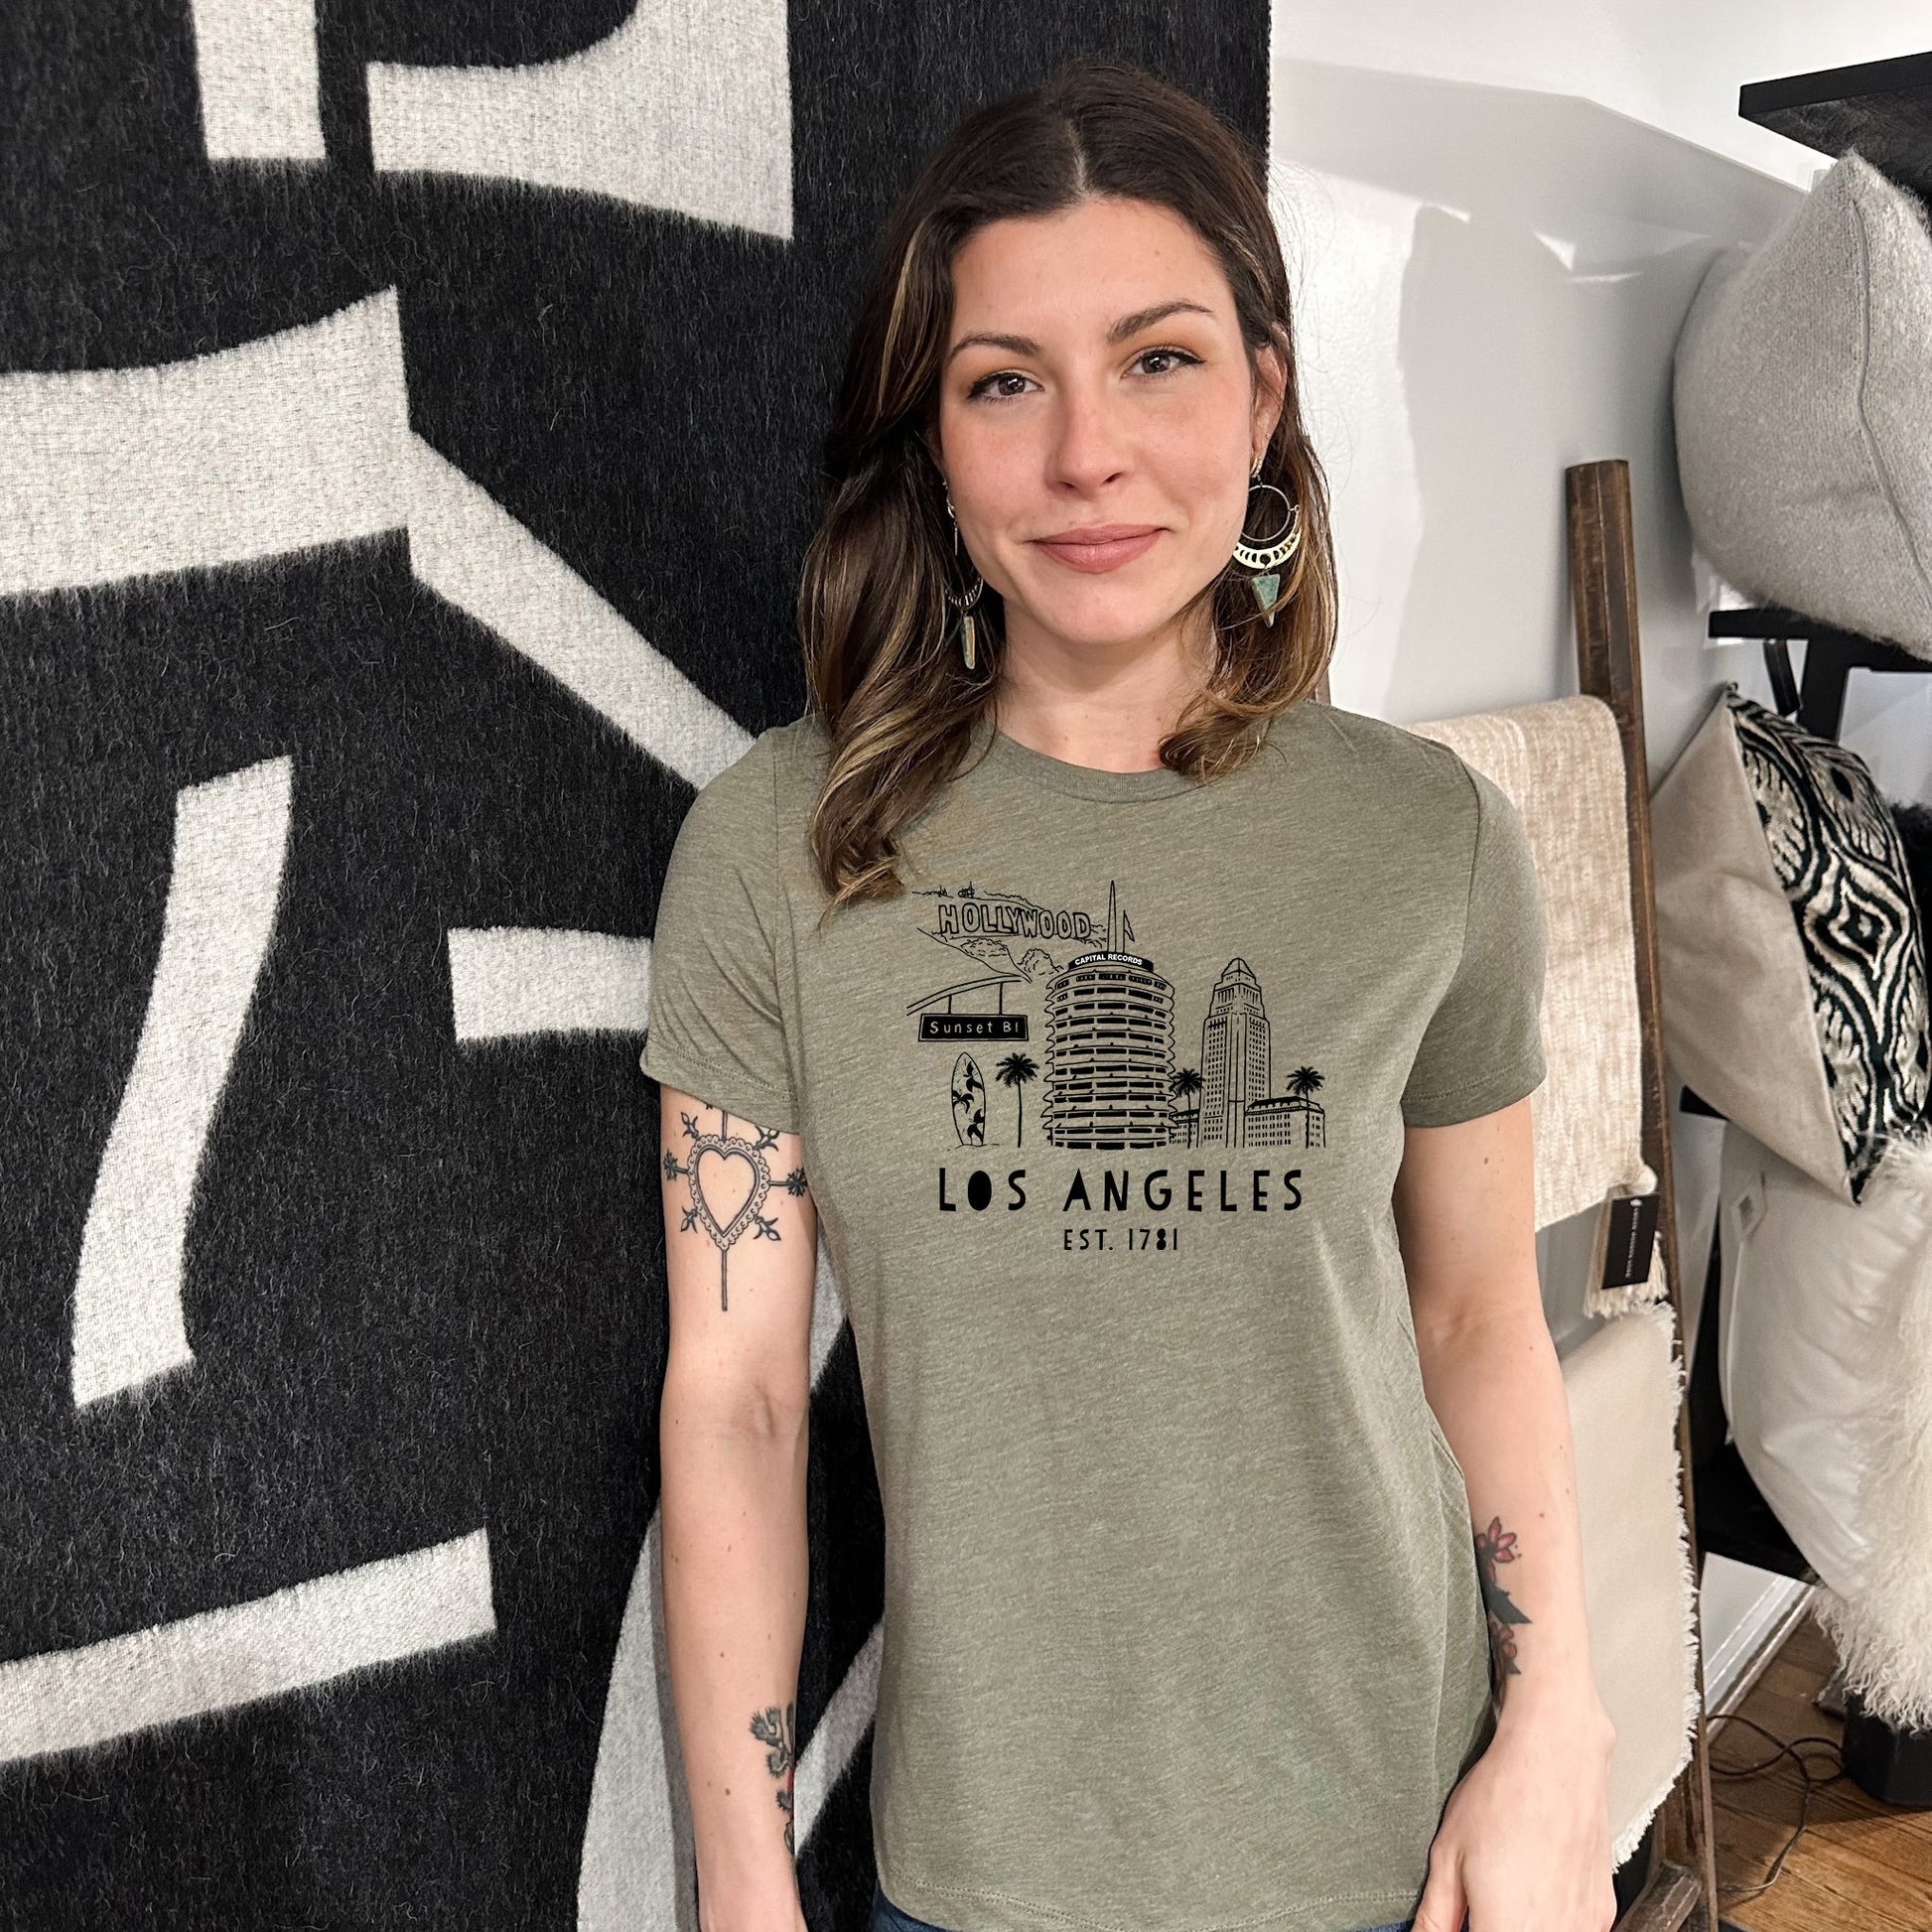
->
xmin=1600 ymin=1192 xmax=1661 ymax=1291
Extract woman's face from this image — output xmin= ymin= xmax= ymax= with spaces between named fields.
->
xmin=933 ymin=194 xmax=1286 ymax=662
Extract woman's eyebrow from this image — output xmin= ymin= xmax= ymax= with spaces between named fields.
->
xmin=944 ymin=298 xmax=1215 ymax=366
xmin=1105 ymin=298 xmax=1215 ymax=342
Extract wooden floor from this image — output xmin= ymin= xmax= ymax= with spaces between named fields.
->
xmin=1712 ymin=1605 xmax=1932 ymax=1930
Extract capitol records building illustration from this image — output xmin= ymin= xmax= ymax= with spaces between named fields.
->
xmin=1038 ymin=924 xmax=1177 ymax=1152
xmin=1036 ymin=887 xmax=1327 ymax=1154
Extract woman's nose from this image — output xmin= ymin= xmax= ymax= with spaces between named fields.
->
xmin=1045 ymin=378 xmax=1129 ymax=491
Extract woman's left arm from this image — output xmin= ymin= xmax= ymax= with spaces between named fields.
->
xmin=1393 ymin=1091 xmax=1618 ymax=1932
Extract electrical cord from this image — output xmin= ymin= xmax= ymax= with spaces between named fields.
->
xmin=1707 ymin=1711 xmax=1850 ymax=1904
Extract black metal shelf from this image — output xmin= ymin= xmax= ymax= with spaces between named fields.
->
xmin=1739 ymin=49 xmax=1932 ymax=200
xmin=1707 ymin=606 xmax=1931 ymax=740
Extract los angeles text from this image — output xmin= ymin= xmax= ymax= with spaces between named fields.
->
xmin=937 ymin=1167 xmax=1306 ymax=1213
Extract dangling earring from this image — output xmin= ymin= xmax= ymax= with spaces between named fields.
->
xmin=943 ymin=488 xmax=986 ymax=669
xmin=1233 ymin=455 xmax=1302 ymax=627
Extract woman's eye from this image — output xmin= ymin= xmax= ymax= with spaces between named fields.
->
xmin=965 ymin=370 xmax=1034 ymax=401
xmin=963 ymin=347 xmax=1199 ymax=401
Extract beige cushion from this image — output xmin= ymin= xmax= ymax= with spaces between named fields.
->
xmin=1410 ymin=696 xmax=1669 ymax=1313
xmin=1674 ymin=151 xmax=1932 ymax=657
xmin=1562 ymin=1303 xmax=1701 ymax=1865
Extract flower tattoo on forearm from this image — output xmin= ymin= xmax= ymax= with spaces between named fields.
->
xmin=662 ymin=1107 xmax=807 ymax=1311
xmin=1474 ymin=1514 xmax=1531 ymax=1681
xmin=750 ymin=1701 xmax=796 ymax=1855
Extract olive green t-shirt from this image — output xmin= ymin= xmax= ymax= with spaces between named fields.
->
xmin=639 ymin=699 xmax=1548 ymax=1932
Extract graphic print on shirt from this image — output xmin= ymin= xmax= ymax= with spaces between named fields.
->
xmin=906 ymin=878 xmax=1331 ymax=1155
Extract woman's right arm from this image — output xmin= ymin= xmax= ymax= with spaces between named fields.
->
xmin=657 ymin=1084 xmax=818 ymax=1932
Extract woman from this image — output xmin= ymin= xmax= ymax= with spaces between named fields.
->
xmin=642 ymin=57 xmax=1617 ymax=1932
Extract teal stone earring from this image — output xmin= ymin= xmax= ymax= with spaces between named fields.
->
xmin=1233 ymin=460 xmax=1302 ymax=626
xmin=942 ymin=488 xmax=987 ymax=669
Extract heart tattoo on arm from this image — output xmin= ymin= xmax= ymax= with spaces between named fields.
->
xmin=662 ymin=1107 xmax=808 ymax=1311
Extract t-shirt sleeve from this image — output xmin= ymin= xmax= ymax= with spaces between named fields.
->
xmin=637 ymin=733 xmax=800 ymax=1135
xmin=1399 ymin=762 xmax=1549 ymax=1128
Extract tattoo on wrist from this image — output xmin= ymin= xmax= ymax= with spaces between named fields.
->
xmin=663 ymin=1108 xmax=807 ymax=1311
xmin=1474 ymin=1514 xmax=1531 ymax=1681
xmin=750 ymin=1701 xmax=797 ymax=1855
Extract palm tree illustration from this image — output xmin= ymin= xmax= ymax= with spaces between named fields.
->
xmin=995 ymin=1051 xmax=1039 ymax=1145
xmin=1171 ymin=1065 xmax=1203 ymax=1145
xmin=1287 ymin=1065 xmax=1325 ymax=1148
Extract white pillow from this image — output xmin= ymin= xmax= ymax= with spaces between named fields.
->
xmin=1718 ymin=1119 xmax=1932 ymax=1731
xmin=1674 ymin=151 xmax=1932 ymax=657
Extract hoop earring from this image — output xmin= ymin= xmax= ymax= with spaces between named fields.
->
xmin=943 ymin=488 xmax=987 ymax=669
xmin=1233 ymin=467 xmax=1302 ymax=628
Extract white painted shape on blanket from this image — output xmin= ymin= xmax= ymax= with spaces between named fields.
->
xmin=367 ymin=0 xmax=792 ymax=238
xmin=808 ymin=1232 xmax=848 ymax=1388
xmin=0 ymin=292 xmax=750 ymax=789
xmin=792 ymin=1617 xmax=881 ymax=1848
xmin=0 ymin=292 xmax=409 ymax=595
xmin=189 ymin=0 xmax=326 ymax=161
xmin=0 ymin=1529 xmax=494 ymax=1762
xmin=405 ymin=435 xmax=750 ymax=787
xmin=448 ymin=929 xmax=651 ymax=1040
xmin=72 ymin=756 xmax=294 ymax=1407
xmin=578 ymin=1509 xmax=693 ymax=1932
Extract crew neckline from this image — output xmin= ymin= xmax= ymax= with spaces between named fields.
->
xmin=965 ymin=709 xmax=1283 ymax=803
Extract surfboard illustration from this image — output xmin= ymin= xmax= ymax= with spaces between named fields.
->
xmin=951 ymin=1051 xmax=987 ymax=1145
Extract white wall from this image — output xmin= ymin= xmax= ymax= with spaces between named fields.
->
xmin=1270 ymin=3 xmax=1932 ymax=191
xmin=1269 ymin=1 xmax=1932 ymax=786
xmin=1267 ymin=0 xmax=1932 ymax=1713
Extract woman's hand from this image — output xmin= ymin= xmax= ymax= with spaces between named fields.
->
xmin=1413 ymin=1696 xmax=1618 ymax=1932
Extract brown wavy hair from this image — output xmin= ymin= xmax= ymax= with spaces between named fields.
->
xmin=796 ymin=57 xmax=1337 ymax=923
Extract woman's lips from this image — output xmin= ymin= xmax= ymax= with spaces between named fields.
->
xmin=1033 ymin=528 xmax=1163 ymax=573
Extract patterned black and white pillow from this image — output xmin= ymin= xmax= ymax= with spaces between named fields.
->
xmin=1727 ymin=691 xmax=1930 ymax=1199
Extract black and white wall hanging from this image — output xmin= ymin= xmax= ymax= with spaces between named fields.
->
xmin=0 ymin=3 xmax=1266 ymax=1926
